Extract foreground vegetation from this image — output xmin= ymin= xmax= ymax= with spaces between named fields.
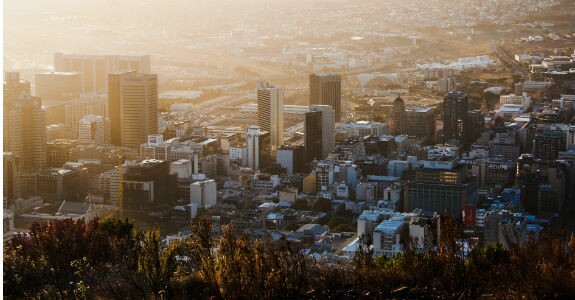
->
xmin=4 ymin=217 xmax=575 ymax=299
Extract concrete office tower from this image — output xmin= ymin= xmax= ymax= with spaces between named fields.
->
xmin=109 ymin=73 xmax=157 ymax=148
xmin=4 ymin=74 xmax=47 ymax=172
xmin=310 ymin=104 xmax=335 ymax=158
xmin=108 ymin=72 xmax=133 ymax=146
xmin=304 ymin=110 xmax=323 ymax=163
xmin=257 ymin=81 xmax=284 ymax=151
xmin=247 ymin=125 xmax=271 ymax=170
xmin=405 ymin=158 xmax=477 ymax=218
xmin=443 ymin=91 xmax=469 ymax=145
xmin=78 ymin=115 xmax=106 ymax=145
xmin=54 ymin=52 xmax=150 ymax=93
xmin=35 ymin=72 xmax=81 ymax=100
xmin=310 ymin=73 xmax=342 ymax=121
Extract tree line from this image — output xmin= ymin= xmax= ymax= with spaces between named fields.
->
xmin=4 ymin=217 xmax=575 ymax=299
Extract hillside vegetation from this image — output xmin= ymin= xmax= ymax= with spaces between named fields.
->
xmin=4 ymin=217 xmax=575 ymax=299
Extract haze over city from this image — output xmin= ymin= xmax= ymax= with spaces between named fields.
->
xmin=3 ymin=0 xmax=575 ymax=298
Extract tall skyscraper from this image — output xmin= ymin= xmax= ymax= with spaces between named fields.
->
xmin=257 ymin=81 xmax=284 ymax=151
xmin=4 ymin=72 xmax=31 ymax=153
xmin=246 ymin=125 xmax=271 ymax=170
xmin=304 ymin=110 xmax=323 ymax=163
xmin=78 ymin=115 xmax=106 ymax=145
xmin=108 ymin=72 xmax=158 ymax=148
xmin=4 ymin=73 xmax=47 ymax=172
xmin=443 ymin=91 xmax=469 ymax=145
xmin=119 ymin=74 xmax=158 ymax=149
xmin=54 ymin=52 xmax=150 ymax=93
xmin=391 ymin=96 xmax=405 ymax=135
xmin=108 ymin=73 xmax=157 ymax=148
xmin=310 ymin=73 xmax=342 ymax=121
xmin=108 ymin=71 xmax=134 ymax=146
xmin=309 ymin=104 xmax=335 ymax=158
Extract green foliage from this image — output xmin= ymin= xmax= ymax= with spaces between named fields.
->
xmin=352 ymin=234 xmax=374 ymax=284
xmin=291 ymin=198 xmax=310 ymax=211
xmin=332 ymin=223 xmax=355 ymax=232
xmin=311 ymin=197 xmax=331 ymax=213
xmin=3 ymin=218 xmax=146 ymax=299
xmin=327 ymin=216 xmax=349 ymax=229
xmin=373 ymin=253 xmax=389 ymax=268
xmin=285 ymin=223 xmax=301 ymax=231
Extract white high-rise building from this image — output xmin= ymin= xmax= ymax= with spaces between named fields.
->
xmin=257 ymin=81 xmax=284 ymax=152
xmin=309 ymin=104 xmax=335 ymax=158
xmin=246 ymin=125 xmax=270 ymax=170
xmin=230 ymin=145 xmax=248 ymax=166
xmin=78 ymin=115 xmax=106 ymax=145
xmin=98 ymin=166 xmax=122 ymax=205
xmin=247 ymin=126 xmax=261 ymax=170
xmin=190 ymin=179 xmax=217 ymax=209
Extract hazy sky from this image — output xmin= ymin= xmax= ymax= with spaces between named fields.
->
xmin=3 ymin=0 xmax=366 ymax=71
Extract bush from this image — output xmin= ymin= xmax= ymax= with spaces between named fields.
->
xmin=311 ymin=198 xmax=331 ymax=213
xmin=5 ymin=218 xmax=575 ymax=298
xmin=291 ymin=198 xmax=310 ymax=211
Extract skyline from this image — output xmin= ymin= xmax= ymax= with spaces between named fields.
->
xmin=3 ymin=0 xmax=575 ymax=298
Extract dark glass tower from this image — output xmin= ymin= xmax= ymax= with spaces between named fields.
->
xmin=310 ymin=73 xmax=341 ymax=121
xmin=443 ymin=91 xmax=468 ymax=145
xmin=304 ymin=110 xmax=323 ymax=164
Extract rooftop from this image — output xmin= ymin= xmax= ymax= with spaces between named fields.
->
xmin=38 ymin=71 xmax=80 ymax=76
xmin=405 ymin=106 xmax=433 ymax=113
xmin=374 ymin=219 xmax=404 ymax=233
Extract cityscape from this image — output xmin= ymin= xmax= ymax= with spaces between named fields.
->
xmin=3 ymin=0 xmax=575 ymax=298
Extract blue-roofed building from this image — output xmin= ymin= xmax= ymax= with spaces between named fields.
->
xmin=372 ymin=217 xmax=406 ymax=258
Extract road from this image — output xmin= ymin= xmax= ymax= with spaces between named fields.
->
xmin=489 ymin=38 xmax=529 ymax=80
